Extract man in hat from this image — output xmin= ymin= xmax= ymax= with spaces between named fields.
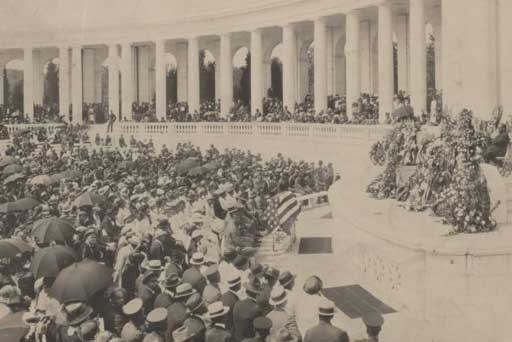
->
xmin=166 ymin=283 xmax=196 ymax=341
xmin=182 ymin=252 xmax=207 ymax=294
xmin=103 ymin=288 xmax=129 ymax=337
xmin=60 ymin=302 xmax=98 ymax=342
xmin=241 ymin=316 xmax=272 ymax=342
xmin=172 ymin=325 xmax=195 ymax=342
xmin=143 ymin=308 xmax=168 ymax=342
xmin=354 ymin=312 xmax=384 ymax=342
xmin=153 ymin=273 xmax=181 ymax=309
xmin=233 ymin=279 xmax=264 ymax=341
xmin=278 ymin=271 xmax=297 ymax=317
xmin=138 ymin=270 xmax=162 ymax=313
xmin=79 ymin=228 xmax=105 ymax=262
xmin=222 ymin=204 xmax=254 ymax=255
xmin=266 ymin=287 xmax=300 ymax=341
xmin=221 ymin=272 xmax=242 ymax=331
xmin=218 ymin=249 xmax=237 ymax=282
xmin=303 ymin=300 xmax=349 ymax=342
xmin=121 ymin=298 xmax=145 ymax=341
xmin=205 ymin=301 xmax=232 ymax=342
xmin=183 ymin=293 xmax=207 ymax=342
xmin=203 ymin=264 xmax=226 ymax=303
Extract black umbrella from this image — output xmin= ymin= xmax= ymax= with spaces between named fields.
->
xmin=31 ymin=245 xmax=77 ymax=279
xmin=0 ymin=239 xmax=33 ymax=259
xmin=50 ymin=260 xmax=114 ymax=304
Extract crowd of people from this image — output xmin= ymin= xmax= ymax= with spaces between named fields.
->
xmin=0 ymin=125 xmax=392 ymax=342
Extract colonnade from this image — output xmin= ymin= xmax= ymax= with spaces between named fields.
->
xmin=3 ymin=0 xmax=507 ymax=123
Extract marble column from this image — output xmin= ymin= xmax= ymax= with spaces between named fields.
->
xmin=360 ymin=20 xmax=372 ymax=94
xmin=345 ymin=11 xmax=361 ymax=119
xmin=499 ymin=0 xmax=512 ymax=113
xmin=396 ymin=14 xmax=409 ymax=93
xmin=188 ymin=37 xmax=200 ymax=113
xmin=176 ymin=43 xmax=188 ymax=103
xmin=0 ymin=64 xmax=4 ymax=105
xmin=32 ymin=50 xmax=43 ymax=105
xmin=121 ymin=43 xmax=134 ymax=119
xmin=378 ymin=2 xmax=394 ymax=121
xmin=220 ymin=33 xmax=233 ymax=115
xmin=59 ymin=47 xmax=70 ymax=121
xmin=314 ymin=17 xmax=328 ymax=113
xmin=282 ymin=24 xmax=296 ymax=112
xmin=432 ymin=13 xmax=442 ymax=91
xmin=82 ymin=49 xmax=96 ymax=104
xmin=442 ymin=0 xmax=497 ymax=120
xmin=251 ymin=29 xmax=264 ymax=114
xmin=326 ymin=27 xmax=335 ymax=97
xmin=410 ymin=0 xmax=427 ymax=114
xmin=155 ymin=39 xmax=167 ymax=120
xmin=23 ymin=47 xmax=34 ymax=120
xmin=71 ymin=46 xmax=83 ymax=123
xmin=108 ymin=44 xmax=119 ymax=117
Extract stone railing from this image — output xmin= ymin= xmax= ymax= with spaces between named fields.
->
xmin=296 ymin=191 xmax=330 ymax=211
xmin=114 ymin=122 xmax=391 ymax=142
xmin=5 ymin=123 xmax=66 ymax=135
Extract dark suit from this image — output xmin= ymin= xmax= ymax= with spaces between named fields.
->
xmin=233 ymin=297 xmax=262 ymax=342
xmin=153 ymin=291 xmax=175 ymax=309
xmin=304 ymin=321 xmax=349 ymax=342
xmin=182 ymin=266 xmax=207 ymax=294
xmin=184 ymin=315 xmax=206 ymax=342
xmin=221 ymin=290 xmax=239 ymax=331
xmin=205 ymin=324 xmax=233 ymax=342
xmin=166 ymin=301 xmax=188 ymax=341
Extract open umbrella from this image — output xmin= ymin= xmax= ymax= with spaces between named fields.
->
xmin=203 ymin=160 xmax=221 ymax=171
xmin=0 ymin=312 xmax=29 ymax=342
xmin=49 ymin=260 xmax=114 ymax=304
xmin=175 ymin=158 xmax=201 ymax=175
xmin=0 ymin=157 xmax=17 ymax=168
xmin=188 ymin=166 xmax=208 ymax=177
xmin=31 ymin=245 xmax=77 ymax=279
xmin=3 ymin=173 xmax=26 ymax=185
xmin=73 ymin=191 xmax=105 ymax=208
xmin=30 ymin=175 xmax=52 ymax=186
xmin=12 ymin=198 xmax=40 ymax=211
xmin=0 ymin=239 xmax=33 ymax=259
xmin=31 ymin=217 xmax=74 ymax=244
xmin=0 ymin=202 xmax=17 ymax=214
xmin=2 ymin=164 xmax=22 ymax=175
xmin=50 ymin=169 xmax=83 ymax=183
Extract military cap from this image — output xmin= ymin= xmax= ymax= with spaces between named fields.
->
xmin=147 ymin=308 xmax=167 ymax=324
xmin=123 ymin=298 xmax=143 ymax=316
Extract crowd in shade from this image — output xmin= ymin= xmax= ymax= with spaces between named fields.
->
xmin=84 ymin=103 xmax=109 ymax=125
xmin=0 ymin=126 xmax=393 ymax=342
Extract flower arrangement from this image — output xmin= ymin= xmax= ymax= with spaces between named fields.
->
xmin=367 ymin=109 xmax=497 ymax=234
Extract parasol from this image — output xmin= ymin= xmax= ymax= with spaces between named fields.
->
xmin=12 ymin=198 xmax=40 ymax=211
xmin=188 ymin=166 xmax=208 ymax=177
xmin=29 ymin=175 xmax=52 ymax=186
xmin=31 ymin=217 xmax=74 ymax=244
xmin=31 ymin=245 xmax=77 ymax=279
xmin=3 ymin=173 xmax=26 ymax=185
xmin=49 ymin=260 xmax=114 ymax=304
xmin=175 ymin=158 xmax=201 ymax=175
xmin=0 ymin=157 xmax=17 ymax=168
xmin=2 ymin=164 xmax=22 ymax=175
xmin=0 ymin=239 xmax=33 ymax=259
xmin=50 ymin=169 xmax=83 ymax=183
xmin=203 ymin=160 xmax=221 ymax=171
xmin=73 ymin=191 xmax=105 ymax=208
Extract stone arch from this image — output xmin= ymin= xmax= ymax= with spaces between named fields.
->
xmin=269 ymin=43 xmax=283 ymax=100
xmin=200 ymin=49 xmax=216 ymax=102
xmin=42 ymin=57 xmax=59 ymax=107
xmin=165 ymin=52 xmax=178 ymax=104
xmin=4 ymin=58 xmax=24 ymax=111
xmin=232 ymin=46 xmax=250 ymax=104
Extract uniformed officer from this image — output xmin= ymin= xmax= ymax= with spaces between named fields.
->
xmin=354 ymin=312 xmax=384 ymax=342
xmin=205 ymin=301 xmax=232 ymax=342
xmin=303 ymin=300 xmax=349 ymax=342
xmin=143 ymin=308 xmax=167 ymax=342
xmin=121 ymin=298 xmax=145 ymax=341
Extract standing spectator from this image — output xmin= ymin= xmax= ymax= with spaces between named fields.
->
xmin=107 ymin=110 xmax=117 ymax=133
xmin=303 ymin=300 xmax=349 ymax=342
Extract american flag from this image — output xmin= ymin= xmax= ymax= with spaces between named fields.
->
xmin=263 ymin=191 xmax=302 ymax=231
